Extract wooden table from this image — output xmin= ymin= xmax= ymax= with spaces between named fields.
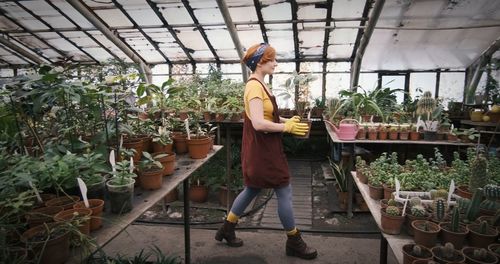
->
xmin=324 ymin=122 xmax=475 ymax=218
xmin=353 ymin=171 xmax=411 ymax=264
xmin=70 ymin=146 xmax=222 ymax=264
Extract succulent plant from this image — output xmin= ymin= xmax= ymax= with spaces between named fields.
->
xmin=450 ymin=207 xmax=460 ymax=232
xmin=457 ymin=197 xmax=471 ymax=213
xmin=416 ymin=91 xmax=437 ymax=117
xmin=473 ymin=248 xmax=488 ymax=261
xmin=480 ymin=184 xmax=500 ymax=212
xmin=442 ymin=242 xmax=455 ymax=259
xmin=386 ymin=206 xmax=400 ymax=216
xmin=430 ymin=189 xmax=448 ymax=200
xmin=412 ymin=245 xmax=422 ymax=257
xmin=410 ymin=197 xmax=422 ymax=207
xmin=387 ymin=199 xmax=397 ymax=207
xmin=432 ymin=198 xmax=447 ymax=222
xmin=465 ymin=188 xmax=483 ymax=222
xmin=479 ymin=220 xmax=490 ymax=234
xmin=411 ymin=205 xmax=426 ymax=217
xmin=469 ymin=155 xmax=488 ymax=192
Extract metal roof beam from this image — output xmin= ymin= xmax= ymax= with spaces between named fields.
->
xmin=350 ymin=0 xmax=385 ymax=90
xmin=321 ymin=0 xmax=333 ymax=103
xmin=351 ymin=0 xmax=373 ymax=61
xmin=66 ymin=0 xmax=152 ymax=83
xmin=291 ymin=0 xmax=300 ymax=105
xmin=45 ymin=0 xmax=120 ymax=61
xmin=12 ymin=1 xmax=99 ymax=63
xmin=180 ymin=0 xmax=220 ymax=66
xmin=253 ymin=0 xmax=268 ymax=43
xmin=113 ymin=0 xmax=173 ymax=66
xmin=216 ymin=0 xmax=248 ymax=81
xmin=0 ymin=35 xmax=44 ymax=64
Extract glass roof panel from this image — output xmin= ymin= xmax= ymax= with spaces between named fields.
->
xmin=329 ymin=29 xmax=358 ymax=45
xmin=261 ymin=1 xmax=291 ymax=21
xmin=326 ymin=62 xmax=351 ymax=72
xmin=229 ymin=6 xmax=258 ymax=23
xmin=191 ymin=50 xmax=215 ymax=60
xmin=274 ymin=62 xmax=295 ymax=73
xmin=120 ymin=3 xmax=163 ymax=26
xmin=194 ymin=7 xmax=225 ymax=24
xmin=157 ymin=3 xmax=193 ymax=25
xmin=300 ymin=62 xmax=322 ymax=73
xmin=221 ymin=64 xmax=242 ymax=74
xmin=237 ymin=29 xmax=264 ymax=51
xmin=160 ymin=47 xmax=188 ymax=60
xmin=94 ymin=9 xmax=134 ymax=28
xmin=61 ymin=32 xmax=97 ymax=47
xmin=51 ymin=1 xmax=94 ymax=29
xmin=299 ymin=30 xmax=324 ymax=48
xmin=204 ymin=27 xmax=236 ymax=50
xmin=327 ymin=44 xmax=353 ymax=59
xmin=152 ymin=64 xmax=169 ymax=75
xmin=0 ymin=2 xmax=48 ymax=30
xmin=297 ymin=4 xmax=326 ymax=20
xmin=82 ymin=0 xmax=114 ymax=8
xmin=84 ymin=48 xmax=114 ymax=61
xmin=174 ymin=28 xmax=210 ymax=50
xmin=331 ymin=0 xmax=366 ymax=19
xmin=0 ymin=17 xmax=19 ymax=30
xmin=18 ymin=1 xmax=74 ymax=29
xmin=216 ymin=49 xmax=239 ymax=60
xmin=267 ymin=29 xmax=294 ymax=59
xmin=87 ymin=30 xmax=133 ymax=62
xmin=325 ymin=73 xmax=350 ymax=98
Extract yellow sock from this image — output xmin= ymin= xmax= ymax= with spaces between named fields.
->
xmin=226 ymin=212 xmax=239 ymax=223
xmin=286 ymin=227 xmax=298 ymax=236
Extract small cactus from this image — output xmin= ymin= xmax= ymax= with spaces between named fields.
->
xmin=430 ymin=189 xmax=448 ymax=200
xmin=479 ymin=220 xmax=489 ymax=234
xmin=465 ymin=188 xmax=483 ymax=222
xmin=412 ymin=245 xmax=422 ymax=257
xmin=442 ymin=242 xmax=455 ymax=259
xmin=386 ymin=206 xmax=400 ymax=216
xmin=473 ymin=248 xmax=488 ymax=260
xmin=469 ymin=155 xmax=488 ymax=192
xmin=410 ymin=197 xmax=422 ymax=207
xmin=388 ymin=199 xmax=397 ymax=207
xmin=411 ymin=205 xmax=426 ymax=217
xmin=457 ymin=197 xmax=471 ymax=213
xmin=450 ymin=207 xmax=460 ymax=232
xmin=432 ymin=198 xmax=447 ymax=222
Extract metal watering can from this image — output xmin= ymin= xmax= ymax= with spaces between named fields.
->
xmin=331 ymin=119 xmax=359 ymax=140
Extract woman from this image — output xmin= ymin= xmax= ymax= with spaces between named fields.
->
xmin=215 ymin=43 xmax=317 ymax=260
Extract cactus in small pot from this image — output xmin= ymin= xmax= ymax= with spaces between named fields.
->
xmin=450 ymin=206 xmax=460 ymax=232
xmin=410 ymin=197 xmax=422 ymax=207
xmin=469 ymin=155 xmax=488 ymax=192
xmin=479 ymin=220 xmax=489 ymax=234
xmin=411 ymin=205 xmax=427 ymax=217
xmin=387 ymin=199 xmax=397 ymax=207
xmin=473 ymin=248 xmax=489 ymax=261
xmin=386 ymin=206 xmax=400 ymax=216
xmin=432 ymin=198 xmax=447 ymax=222
xmin=465 ymin=188 xmax=483 ymax=222
xmin=443 ymin=242 xmax=456 ymax=259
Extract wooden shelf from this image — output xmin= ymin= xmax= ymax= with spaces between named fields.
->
xmin=352 ymin=172 xmax=412 ymax=264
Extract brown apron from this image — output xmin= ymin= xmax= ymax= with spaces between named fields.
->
xmin=241 ymin=78 xmax=290 ymax=188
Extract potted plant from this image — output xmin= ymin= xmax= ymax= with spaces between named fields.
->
xmin=402 ymin=244 xmax=433 ymax=264
xmin=357 ymin=124 xmax=367 ymax=140
xmin=487 ymin=244 xmax=500 ymax=260
xmin=355 ymin=156 xmax=368 ymax=184
xmin=479 ymin=184 xmax=499 ymax=216
xmin=410 ymin=125 xmax=420 ymax=141
xmin=378 ymin=125 xmax=388 ymax=140
xmin=467 ymin=221 xmax=499 ymax=248
xmin=416 ymin=91 xmax=441 ymax=141
xmin=430 ymin=198 xmax=448 ymax=223
xmin=45 ymin=195 xmax=81 ymax=210
xmin=462 ymin=247 xmax=498 ymax=264
xmin=431 ymin=243 xmax=466 ymax=263
xmin=73 ymin=199 xmax=105 ymax=231
xmin=447 ymin=128 xmax=459 ymax=142
xmin=106 ymin=160 xmax=136 ymax=214
xmin=312 ymin=97 xmax=326 ymax=117
xmin=381 ymin=205 xmax=405 ymax=235
xmin=399 ymin=125 xmax=410 ymax=140
xmin=329 ymin=157 xmax=348 ymax=210
xmin=79 ymin=152 xmax=108 ymax=201
xmin=21 ymin=222 xmax=71 ymax=264
xmin=139 ymin=152 xmax=165 ymax=190
xmin=368 ymin=171 xmax=383 ymax=200
xmin=222 ymin=96 xmax=244 ymax=122
xmin=54 ymin=208 xmax=92 ymax=236
xmin=152 ymin=126 xmax=173 ymax=154
xmin=368 ymin=126 xmax=378 ymax=140
xmin=440 ymin=207 xmax=469 ymax=249
xmin=187 ymin=124 xmax=212 ymax=159
xmin=26 ymin=206 xmax=64 ymax=228
xmin=412 ymin=220 xmax=441 ymax=248
xmin=389 ymin=126 xmax=399 ymax=140
xmin=458 ymin=128 xmax=480 ymax=143
xmin=406 ymin=198 xmax=430 ymax=236
xmin=189 ymin=173 xmax=209 ymax=203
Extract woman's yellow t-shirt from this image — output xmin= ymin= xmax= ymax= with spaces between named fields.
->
xmin=244 ymin=80 xmax=274 ymax=122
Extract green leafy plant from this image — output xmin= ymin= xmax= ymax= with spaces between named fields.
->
xmin=328 ymin=156 xmax=346 ymax=192
xmin=140 ymin=152 xmax=165 ymax=171
xmin=108 ymin=160 xmax=136 ymax=186
xmin=152 ymin=126 xmax=172 ymax=146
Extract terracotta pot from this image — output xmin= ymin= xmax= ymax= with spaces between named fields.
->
xmin=357 ymin=171 xmax=368 ymax=184
xmin=356 ymin=129 xmax=366 ymax=140
xmin=368 ymin=184 xmax=384 ymax=200
xmin=368 ymin=131 xmax=378 ymax=140
xmin=123 ymin=138 xmax=143 ymax=163
xmin=383 ymin=184 xmax=395 ymax=200
xmin=338 ymin=191 xmax=348 ymax=211
xmin=354 ymin=193 xmax=368 ymax=211
xmin=209 ymin=135 xmax=215 ymax=150
xmin=380 ymin=208 xmax=405 ymax=235
xmin=462 ymin=246 xmax=498 ymax=264
xmin=487 ymin=244 xmax=500 ymax=260
xmin=164 ymin=188 xmax=178 ymax=203
xmin=25 ymin=206 xmax=64 ymax=228
xmin=436 ymin=133 xmax=445 ymax=141
xmin=21 ymin=223 xmax=70 ymax=264
xmin=447 ymin=134 xmax=458 ymax=142
xmin=152 ymin=142 xmax=173 ymax=154
xmin=389 ymin=131 xmax=399 ymax=140
xmin=215 ymin=113 xmax=226 ymax=122
xmin=402 ymin=244 xmax=433 ymax=264
xmin=189 ymin=185 xmax=208 ymax=203
xmin=45 ymin=196 xmax=80 ymax=210
xmin=178 ymin=111 xmax=189 ymax=120
xmin=230 ymin=113 xmax=241 ymax=122
xmin=203 ymin=111 xmax=212 ymax=122
xmin=140 ymin=169 xmax=163 ymax=190
xmin=379 ymin=131 xmax=388 ymax=140
xmin=431 ymin=245 xmax=466 ymax=264
xmin=173 ymin=135 xmax=188 ymax=154
xmin=54 ymin=208 xmax=92 ymax=235
xmin=406 ymin=213 xmax=430 ymax=236
xmin=399 ymin=132 xmax=409 ymax=140
xmin=439 ymin=222 xmax=468 ymax=250
xmin=456 ymin=186 xmax=472 ymax=199
xmin=412 ymin=220 xmax=441 ymax=248
xmin=410 ymin=131 xmax=420 ymax=141
xmin=187 ymin=136 xmax=211 ymax=159
xmin=218 ymin=186 xmax=238 ymax=207
xmin=74 ymin=199 xmax=105 ymax=231
xmin=33 ymin=193 xmax=57 ymax=208
xmin=134 ymin=135 xmax=152 ymax=153
xmin=153 ymin=152 xmax=176 ymax=176
xmin=467 ymin=224 xmax=499 ymax=248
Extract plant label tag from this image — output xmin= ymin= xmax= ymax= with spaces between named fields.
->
xmin=120 ymin=135 xmax=123 ymax=149
xmin=448 ymin=180 xmax=455 ymax=204
xmin=402 ymin=194 xmax=409 ymax=217
xmin=184 ymin=119 xmax=191 ymax=140
xmin=110 ymin=150 xmax=116 ymax=172
xmin=29 ymin=181 xmax=42 ymax=203
xmin=129 ymin=157 xmax=134 ymax=173
xmin=77 ymin=178 xmax=90 ymax=208
xmin=395 ymin=178 xmax=401 ymax=197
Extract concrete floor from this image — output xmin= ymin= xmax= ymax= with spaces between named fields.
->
xmin=102 ymin=224 xmax=398 ymax=264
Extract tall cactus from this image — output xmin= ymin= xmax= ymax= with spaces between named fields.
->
xmin=479 ymin=220 xmax=489 ymax=234
xmin=465 ymin=188 xmax=483 ymax=222
xmin=469 ymin=155 xmax=488 ymax=192
xmin=450 ymin=207 xmax=460 ymax=232
xmin=433 ymin=198 xmax=447 ymax=222
xmin=416 ymin=91 xmax=437 ymax=119
xmin=442 ymin=242 xmax=455 ymax=259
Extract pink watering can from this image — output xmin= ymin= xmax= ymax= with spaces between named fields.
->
xmin=330 ymin=119 xmax=359 ymax=140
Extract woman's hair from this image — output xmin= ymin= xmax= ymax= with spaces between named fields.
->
xmin=242 ymin=43 xmax=276 ymax=67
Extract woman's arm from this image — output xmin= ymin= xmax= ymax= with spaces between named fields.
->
xmin=248 ymin=98 xmax=285 ymax=132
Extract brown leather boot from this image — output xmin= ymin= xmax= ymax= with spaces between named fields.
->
xmin=286 ymin=230 xmax=317 ymax=260
xmin=215 ymin=220 xmax=243 ymax=247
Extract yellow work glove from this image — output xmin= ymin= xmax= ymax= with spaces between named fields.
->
xmin=283 ymin=119 xmax=309 ymax=136
xmin=289 ymin=116 xmax=301 ymax=122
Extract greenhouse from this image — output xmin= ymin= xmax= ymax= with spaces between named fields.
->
xmin=0 ymin=0 xmax=499 ymax=263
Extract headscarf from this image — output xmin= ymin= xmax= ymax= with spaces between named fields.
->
xmin=245 ymin=43 xmax=269 ymax=72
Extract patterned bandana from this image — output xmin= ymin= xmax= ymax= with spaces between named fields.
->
xmin=245 ymin=43 xmax=268 ymax=72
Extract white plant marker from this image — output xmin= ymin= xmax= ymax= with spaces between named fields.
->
xmin=395 ymin=178 xmax=401 ymax=198
xmin=77 ymin=178 xmax=90 ymax=208
xmin=129 ymin=157 xmax=134 ymax=173
xmin=29 ymin=181 xmax=42 ymax=203
xmin=448 ymin=180 xmax=455 ymax=204
xmin=402 ymin=194 xmax=410 ymax=217
xmin=120 ymin=135 xmax=123 ymax=149
xmin=185 ymin=119 xmax=191 ymax=140
xmin=110 ymin=150 xmax=116 ymax=172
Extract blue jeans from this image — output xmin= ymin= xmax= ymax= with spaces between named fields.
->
xmin=230 ymin=184 xmax=295 ymax=231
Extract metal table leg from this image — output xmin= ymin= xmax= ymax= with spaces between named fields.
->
xmin=347 ymin=143 xmax=354 ymax=218
xmin=380 ymin=234 xmax=388 ymax=264
xmin=183 ymin=179 xmax=191 ymax=264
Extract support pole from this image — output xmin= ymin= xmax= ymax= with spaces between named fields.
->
xmin=0 ymin=36 xmax=45 ymax=64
